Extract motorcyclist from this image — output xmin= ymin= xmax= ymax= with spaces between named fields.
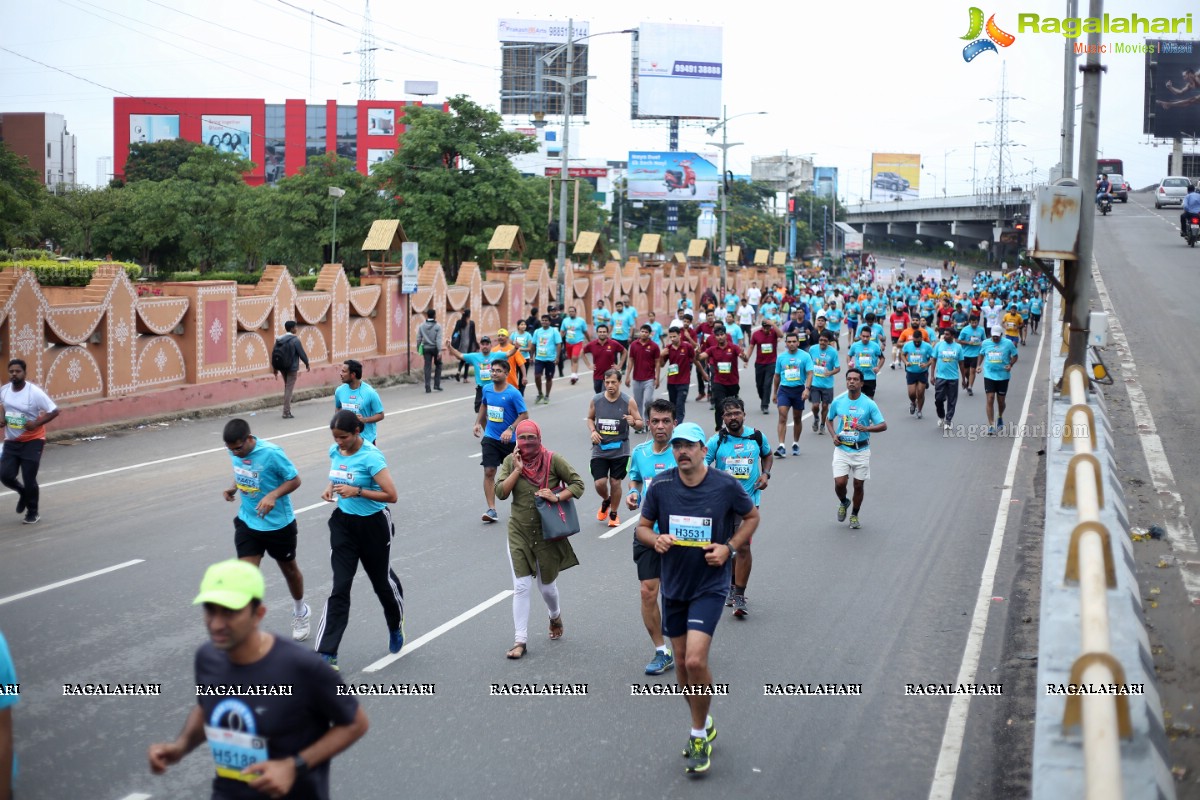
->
xmin=1095 ymin=174 xmax=1112 ymax=208
xmin=1181 ymin=185 xmax=1200 ymax=237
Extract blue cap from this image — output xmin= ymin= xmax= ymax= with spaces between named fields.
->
xmin=670 ymin=422 xmax=706 ymax=444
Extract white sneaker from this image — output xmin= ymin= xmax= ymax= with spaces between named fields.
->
xmin=293 ymin=604 xmax=312 ymax=641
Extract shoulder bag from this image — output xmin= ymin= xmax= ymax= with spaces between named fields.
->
xmin=535 ymin=454 xmax=580 ymax=540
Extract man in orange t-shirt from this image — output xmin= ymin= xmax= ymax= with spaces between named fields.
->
xmin=0 ymin=359 xmax=60 ymax=524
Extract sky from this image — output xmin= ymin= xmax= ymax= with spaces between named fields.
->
xmin=1 ymin=0 xmax=1195 ymax=199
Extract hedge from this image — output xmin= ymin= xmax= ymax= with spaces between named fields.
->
xmin=0 ymin=259 xmax=142 ymax=286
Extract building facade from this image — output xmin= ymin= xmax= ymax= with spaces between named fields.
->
xmin=0 ymin=112 xmax=78 ymax=189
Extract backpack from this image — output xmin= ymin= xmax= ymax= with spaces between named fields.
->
xmin=271 ymin=336 xmax=291 ymax=372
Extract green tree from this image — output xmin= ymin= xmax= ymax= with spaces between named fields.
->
xmin=0 ymin=141 xmax=45 ymax=248
xmin=370 ymin=95 xmax=539 ymax=281
xmin=47 ymin=186 xmax=126 ymax=258
xmin=170 ymin=147 xmax=251 ymax=271
xmin=99 ymin=180 xmax=184 ymax=269
xmin=122 ymin=139 xmax=202 ymax=184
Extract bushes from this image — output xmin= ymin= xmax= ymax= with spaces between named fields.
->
xmin=0 ymin=258 xmax=142 ymax=286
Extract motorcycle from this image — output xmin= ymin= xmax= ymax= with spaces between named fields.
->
xmin=1098 ymin=194 xmax=1112 ymax=215
xmin=664 ymin=161 xmax=698 ymax=195
xmin=1187 ymin=215 xmax=1200 ymax=247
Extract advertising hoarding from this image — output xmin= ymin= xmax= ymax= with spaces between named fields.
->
xmin=869 ymin=153 xmax=920 ymax=201
xmin=367 ymin=108 xmax=395 ymax=135
xmin=844 ymin=232 xmax=864 ymax=252
xmin=627 ymin=151 xmax=718 ymax=201
xmin=367 ymin=149 xmax=394 ymax=173
xmin=632 ymin=23 xmax=722 ymax=120
xmin=129 ymin=114 xmax=179 ymax=144
xmin=498 ymin=19 xmax=589 ymax=44
xmin=201 ymin=115 xmax=252 ymax=159
xmin=1144 ymin=40 xmax=1200 ymax=138
xmin=813 ymin=166 xmax=839 ymax=199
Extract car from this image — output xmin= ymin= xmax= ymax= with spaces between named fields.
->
xmin=1106 ymin=173 xmax=1129 ymax=202
xmin=873 ymin=172 xmax=910 ymax=192
xmin=1155 ymin=176 xmax=1191 ymax=208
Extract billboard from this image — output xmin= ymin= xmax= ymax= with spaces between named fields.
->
xmin=813 ymin=166 xmax=839 ymax=199
xmin=627 ymin=151 xmax=718 ymax=201
xmin=498 ymin=18 xmax=589 ymax=43
xmin=869 ymin=153 xmax=920 ymax=201
xmin=201 ymin=115 xmax=252 ymax=159
xmin=500 ymin=19 xmax=589 ymax=116
xmin=1144 ymin=40 xmax=1200 ymax=138
xmin=632 ymin=23 xmax=722 ymax=120
xmin=367 ymin=108 xmax=395 ymax=135
xmin=367 ymin=149 xmax=394 ymax=173
xmin=129 ymin=114 xmax=179 ymax=144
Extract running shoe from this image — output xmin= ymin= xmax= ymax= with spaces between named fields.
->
xmin=761 ymin=407 xmax=769 ymax=415
xmin=725 ymin=584 xmax=736 ymax=607
xmin=597 ymin=505 xmax=609 ymax=521
xmin=817 ymin=424 xmax=824 ymax=435
xmin=732 ymin=595 xmax=748 ymax=618
xmin=570 ymin=376 xmax=578 ymax=385
xmin=774 ymin=445 xmax=786 ymax=458
xmin=320 ymin=654 xmax=339 ymax=671
xmin=22 ymin=512 xmax=38 ymax=525
xmin=292 ymin=604 xmax=311 ymax=641
xmin=966 ymin=387 xmax=973 ymax=397
xmin=645 ymin=650 xmax=675 ymax=675
xmin=536 ymin=393 xmax=544 ymax=404
xmin=916 ymin=410 xmax=922 ymax=420
xmin=812 ymin=418 xmax=819 ymax=432
xmin=909 ymin=402 xmax=916 ymax=415
xmin=608 ymin=512 xmax=620 ymax=528
xmin=681 ymin=718 xmax=718 ymax=755
xmin=482 ymin=508 xmax=498 ymax=523
xmin=997 ymin=416 xmax=1004 ymax=428
xmin=15 ymin=496 xmax=25 ymax=515
xmin=792 ymin=443 xmax=800 ymax=456
xmin=849 ymin=515 xmax=861 ymax=529
xmin=890 ymin=363 xmax=896 ymax=370
xmin=987 ymin=426 xmax=996 ymax=436
xmin=388 ymin=626 xmax=405 ymax=654
xmin=837 ymin=499 xmax=850 ymax=522
xmin=684 ymin=737 xmax=712 ymax=774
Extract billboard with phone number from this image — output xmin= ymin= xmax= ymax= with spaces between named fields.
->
xmin=632 ymin=22 xmax=722 ymax=120
xmin=627 ymin=151 xmax=719 ymax=201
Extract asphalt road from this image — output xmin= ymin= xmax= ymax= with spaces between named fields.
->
xmin=0 ymin=301 xmax=1050 ymax=799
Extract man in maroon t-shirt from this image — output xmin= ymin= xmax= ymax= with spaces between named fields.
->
xmin=747 ymin=317 xmax=781 ymax=416
xmin=660 ymin=325 xmax=696 ymax=424
xmin=697 ymin=324 xmax=742 ymax=431
xmin=582 ymin=323 xmax=628 ymax=394
xmin=624 ymin=324 xmax=661 ymax=422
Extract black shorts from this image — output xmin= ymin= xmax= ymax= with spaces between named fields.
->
xmin=983 ymin=377 xmax=1010 ymax=396
xmin=861 ymin=379 xmax=877 ymax=398
xmin=590 ymin=456 xmax=628 ymax=481
xmin=662 ymin=592 xmax=725 ymax=638
xmin=905 ymin=371 xmax=929 ymax=386
xmin=481 ymin=436 xmax=515 ymax=468
xmin=1031 ymin=313 xmax=1042 ymax=321
xmin=964 ymin=354 xmax=981 ymax=369
xmin=234 ymin=517 xmax=298 ymax=562
xmin=633 ymin=539 xmax=661 ymax=582
xmin=534 ymin=360 xmax=556 ymax=378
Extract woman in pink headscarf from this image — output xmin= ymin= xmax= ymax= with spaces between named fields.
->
xmin=494 ymin=419 xmax=585 ymax=659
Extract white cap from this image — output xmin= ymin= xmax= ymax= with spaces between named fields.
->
xmin=991 ymin=325 xmax=1005 ymax=336
xmin=669 ymin=321 xmax=683 ymax=331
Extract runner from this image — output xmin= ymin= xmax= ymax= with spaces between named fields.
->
xmin=611 ymin=299 xmax=638 ymax=349
xmin=931 ymin=328 xmax=964 ymax=430
xmin=0 ymin=359 xmax=60 ymax=525
xmin=901 ymin=329 xmax=934 ymax=419
xmin=1002 ymin=305 xmax=1023 ymax=348
xmin=625 ymin=324 xmax=661 ymax=423
xmin=661 ymin=324 xmax=696 ymax=424
xmin=635 ymin=422 xmax=759 ymax=775
xmin=647 ymin=311 xmax=665 ymax=346
xmin=592 ymin=299 xmax=613 ymax=333
xmin=333 ymin=360 xmax=384 ymax=445
xmin=847 ymin=326 xmax=885 ymax=399
xmin=626 ymin=399 xmax=678 ymax=675
xmin=315 ymin=410 xmax=404 ymax=669
xmin=512 ymin=319 xmax=534 ymax=377
xmin=771 ymin=332 xmax=813 ymax=457
xmin=531 ymin=314 xmax=562 ymax=405
xmin=494 ymin=419 xmax=585 ymax=659
xmin=697 ymin=324 xmax=742 ymax=432
xmin=888 ymin=303 xmax=911 ymax=369
xmin=221 ymin=419 xmax=310 ymax=641
xmin=956 ymin=312 xmax=986 ymax=397
xmin=980 ymin=326 xmax=1019 ymax=435
xmin=587 ymin=370 xmax=643 ymax=528
xmin=447 ymin=336 xmax=505 ymax=414
xmin=474 ymin=361 xmax=530 ymax=522
xmin=1028 ymin=293 xmax=1044 ymax=335
xmin=705 ymin=398 xmax=772 ymax=618
xmin=827 ymin=369 xmax=888 ymax=529
xmin=148 ymin=560 xmax=369 ymax=795
xmin=747 ymin=318 xmax=781 ymax=415
xmin=582 ymin=324 xmax=628 ymax=395
xmin=493 ymin=329 xmax=528 ymax=398
xmin=736 ymin=297 xmax=755 ymax=340
xmin=807 ymin=331 xmax=840 ymax=434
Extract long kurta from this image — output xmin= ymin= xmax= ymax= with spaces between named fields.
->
xmin=495 ymin=452 xmax=586 ymax=582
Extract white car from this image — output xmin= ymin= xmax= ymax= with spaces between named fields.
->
xmin=1155 ymin=177 xmax=1191 ymax=208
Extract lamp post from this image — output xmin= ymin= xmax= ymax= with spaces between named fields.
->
xmin=328 ymin=186 xmax=346 ymax=264
xmin=705 ymin=106 xmax=767 ymax=290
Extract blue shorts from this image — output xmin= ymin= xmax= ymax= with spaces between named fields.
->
xmin=662 ymin=592 xmax=725 ymax=638
xmin=777 ymin=385 xmax=806 ymax=409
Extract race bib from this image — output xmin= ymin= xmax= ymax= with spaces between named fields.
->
xmin=340 ymin=401 xmax=359 ymax=413
xmin=761 ymin=343 xmax=773 ymax=354
xmin=718 ymin=361 xmax=732 ymax=374
xmin=536 ymin=343 xmax=552 ymax=358
xmin=667 ymin=363 xmax=679 ymax=376
xmin=857 ymin=354 xmax=874 ymax=368
xmin=783 ymin=366 xmax=802 ymax=382
xmin=205 ymin=726 xmax=268 ymax=782
xmin=669 ymin=514 xmax=713 ymax=547
xmin=597 ymin=418 xmax=620 ymax=436
xmin=969 ymin=336 xmax=981 ymax=345
xmin=487 ymin=406 xmax=505 ymax=423
xmin=233 ymin=466 xmax=260 ymax=495
xmin=724 ymin=456 xmax=753 ymax=481
xmin=4 ymin=412 xmax=25 ymax=431
xmin=329 ymin=468 xmax=355 ymax=484
xmin=614 ymin=322 xmax=625 ymax=335
xmin=940 ymin=350 xmax=957 ymax=362
xmin=907 ymin=352 xmax=923 ymax=365
xmin=986 ymin=351 xmax=1004 ymax=364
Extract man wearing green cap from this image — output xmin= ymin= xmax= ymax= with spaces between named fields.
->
xmin=148 ymin=560 xmax=368 ymax=799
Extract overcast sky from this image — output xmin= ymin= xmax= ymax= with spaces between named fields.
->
xmin=2 ymin=0 xmax=1193 ymax=198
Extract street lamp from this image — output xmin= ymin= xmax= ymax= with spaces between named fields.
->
xmin=706 ymin=106 xmax=767 ymax=289
xmin=328 ymin=186 xmax=346 ymax=264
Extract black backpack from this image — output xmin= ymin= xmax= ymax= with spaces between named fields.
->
xmin=271 ymin=336 xmax=291 ymax=372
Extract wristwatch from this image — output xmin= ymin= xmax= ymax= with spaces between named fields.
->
xmin=293 ymin=754 xmax=309 ymax=776
xmin=762 ymin=471 xmax=771 ymax=479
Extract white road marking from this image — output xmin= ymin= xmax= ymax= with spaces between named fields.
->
xmin=467 ymin=452 xmax=482 ymax=458
xmin=294 ymin=500 xmax=332 ymax=516
xmin=362 ymin=589 xmax=514 ymax=673
xmin=0 ymin=559 xmax=145 ymax=606
xmin=1092 ymin=259 xmax=1200 ymax=601
xmin=116 ymin=794 xmax=152 ymax=800
xmin=599 ymin=514 xmax=638 ymax=539
xmin=927 ymin=317 xmax=1046 ymax=800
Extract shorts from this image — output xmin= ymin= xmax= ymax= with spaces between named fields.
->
xmin=1005 ymin=335 xmax=1019 ymax=346
xmin=808 ymin=386 xmax=833 ymax=404
xmin=1030 ymin=313 xmax=1042 ymax=322
xmin=481 ymin=436 xmax=515 ymax=468
xmin=662 ymin=592 xmax=726 ymax=638
xmin=590 ymin=456 xmax=628 ymax=481
xmin=234 ymin=517 xmax=298 ymax=562
xmin=890 ymin=334 xmax=903 ymax=344
xmin=832 ymin=447 xmax=871 ymax=481
xmin=534 ymin=360 xmax=557 ymax=377
xmin=905 ymin=370 xmax=929 ymax=385
xmin=566 ymin=341 xmax=584 ymax=360
xmin=633 ymin=539 xmax=661 ymax=582
xmin=983 ymin=377 xmax=1010 ymax=396
xmin=777 ymin=385 xmax=806 ymax=409
xmin=861 ymin=379 xmax=877 ymax=398
xmin=962 ymin=354 xmax=980 ymax=369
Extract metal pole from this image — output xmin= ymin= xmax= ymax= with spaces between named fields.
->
xmin=331 ymin=197 xmax=339 ymax=264
xmin=1061 ymin=0 xmax=1078 ymax=179
xmin=1067 ymin=0 xmax=1103 ymax=369
xmin=719 ymin=104 xmax=728 ymax=290
xmin=617 ymin=179 xmax=625 ymax=263
xmin=555 ymin=19 xmax=573 ymax=305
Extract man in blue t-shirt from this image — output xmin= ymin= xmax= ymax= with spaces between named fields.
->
xmin=956 ymin=312 xmax=986 ymax=397
xmin=847 ymin=326 xmax=884 ymax=399
xmin=931 ymin=328 xmax=964 ymax=430
xmin=448 ymin=336 xmax=509 ymax=413
xmin=1028 ymin=295 xmax=1044 ymax=335
xmin=901 ymin=330 xmax=934 ymax=419
xmin=705 ymin=397 xmax=772 ymax=619
xmin=333 ymin=360 xmax=384 ymax=444
xmin=636 ymin=422 xmax=758 ymax=775
xmin=771 ymin=333 xmax=813 ymax=457
xmin=560 ymin=306 xmax=590 ymax=385
xmin=222 ymin=418 xmax=311 ymax=641
xmin=826 ymin=369 xmax=887 ymax=530
xmin=611 ymin=299 xmax=638 ymax=348
xmin=531 ymin=315 xmax=563 ymax=405
xmin=592 ymin=299 xmax=613 ymax=333
xmin=979 ymin=326 xmax=1019 ymax=435
xmin=807 ymin=332 xmax=841 ymax=434
xmin=474 ymin=360 xmax=529 ymax=523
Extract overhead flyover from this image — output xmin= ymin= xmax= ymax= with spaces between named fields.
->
xmin=843 ymin=191 xmax=1034 ymax=260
